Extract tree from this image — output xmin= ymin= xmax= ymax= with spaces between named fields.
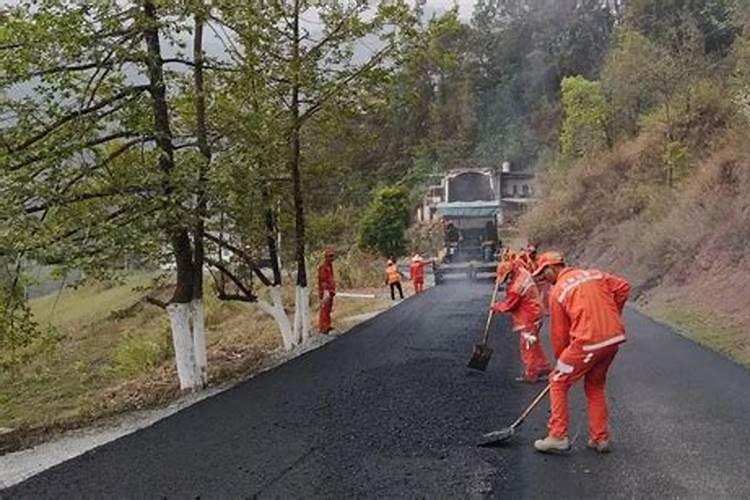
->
xmin=202 ymin=0 xmax=419 ymax=344
xmin=359 ymin=186 xmax=411 ymax=259
xmin=560 ymin=76 xmax=611 ymax=159
xmin=0 ymin=0 xmax=234 ymax=390
xmin=624 ymin=0 xmax=739 ymax=56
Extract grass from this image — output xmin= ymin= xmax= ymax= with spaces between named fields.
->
xmin=30 ymin=273 xmax=158 ymax=327
xmin=643 ymin=303 xmax=750 ymax=367
xmin=0 ymin=270 xmax=393 ymax=451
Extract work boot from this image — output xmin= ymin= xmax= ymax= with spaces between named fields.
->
xmin=534 ymin=435 xmax=571 ymax=454
xmin=586 ymin=439 xmax=611 ymax=454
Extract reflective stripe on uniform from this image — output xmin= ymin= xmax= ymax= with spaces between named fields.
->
xmin=582 ymin=334 xmax=626 ymax=351
xmin=555 ymin=359 xmax=574 ymax=374
xmin=557 ymin=270 xmax=604 ymax=303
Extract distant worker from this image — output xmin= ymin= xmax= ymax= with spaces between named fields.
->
xmin=491 ymin=252 xmax=552 ymax=384
xmin=532 ymin=251 xmax=631 ymax=454
xmin=386 ymin=259 xmax=404 ymax=300
xmin=517 ymin=248 xmax=534 ymax=273
xmin=409 ymin=255 xmax=426 ymax=294
xmin=526 ymin=244 xmax=538 ymax=270
xmin=317 ymin=248 xmax=336 ymax=334
xmin=527 ymin=243 xmax=550 ymax=315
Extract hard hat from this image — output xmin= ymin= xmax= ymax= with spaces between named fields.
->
xmin=387 ymin=259 xmax=394 ymax=266
xmin=527 ymin=244 xmax=537 ymax=254
xmin=412 ymin=254 xmax=422 ymax=262
xmin=532 ymin=251 xmax=565 ymax=277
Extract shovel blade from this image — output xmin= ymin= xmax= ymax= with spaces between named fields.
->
xmin=478 ymin=427 xmax=515 ymax=447
xmin=467 ymin=344 xmax=493 ymax=371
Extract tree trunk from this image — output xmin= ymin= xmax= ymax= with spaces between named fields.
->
xmin=143 ymin=0 xmax=205 ymax=391
xmin=289 ymin=0 xmax=310 ymax=341
xmin=257 ymin=286 xmax=295 ymax=350
xmin=191 ymin=11 xmax=210 ymax=386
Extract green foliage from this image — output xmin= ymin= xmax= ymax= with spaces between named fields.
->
xmin=560 ymin=76 xmax=611 ymax=159
xmin=358 ymin=186 xmax=411 ymax=259
xmin=624 ymin=0 xmax=739 ymax=56
xmin=112 ymin=332 xmax=172 ymax=379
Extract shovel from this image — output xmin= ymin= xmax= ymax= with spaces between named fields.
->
xmin=467 ymin=278 xmax=501 ymax=371
xmin=478 ymin=383 xmax=551 ymax=446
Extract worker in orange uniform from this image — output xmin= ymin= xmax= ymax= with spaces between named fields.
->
xmin=317 ymin=248 xmax=336 ymax=334
xmin=491 ymin=254 xmax=552 ymax=384
xmin=531 ymin=251 xmax=631 ymax=454
xmin=386 ymin=259 xmax=404 ymax=300
xmin=409 ymin=255 xmax=426 ymax=294
xmin=527 ymin=244 xmax=550 ymax=315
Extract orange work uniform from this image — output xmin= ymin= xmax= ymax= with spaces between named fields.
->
xmin=409 ymin=260 xmax=426 ymax=293
xmin=492 ymin=266 xmax=552 ymax=382
xmin=547 ymin=268 xmax=631 ymax=442
xmin=317 ymin=260 xmax=336 ymax=333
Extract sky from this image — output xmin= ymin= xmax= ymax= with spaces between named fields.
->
xmin=425 ymin=0 xmax=475 ymax=19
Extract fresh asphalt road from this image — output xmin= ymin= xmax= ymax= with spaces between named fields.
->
xmin=3 ymin=282 xmax=750 ymax=499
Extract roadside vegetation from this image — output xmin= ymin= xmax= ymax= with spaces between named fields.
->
xmin=0 ymin=252 xmax=391 ymax=451
xmin=3 ymin=0 xmax=749 ymax=452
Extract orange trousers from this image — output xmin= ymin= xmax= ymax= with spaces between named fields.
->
xmin=414 ymin=279 xmax=424 ymax=294
xmin=518 ymin=328 xmax=551 ymax=382
xmin=548 ymin=343 xmax=619 ymax=442
xmin=318 ymin=296 xmax=334 ymax=333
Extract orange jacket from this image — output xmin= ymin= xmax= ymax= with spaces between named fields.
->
xmin=386 ymin=264 xmax=401 ymax=284
xmin=317 ymin=261 xmax=335 ymax=299
xmin=549 ymin=268 xmax=631 ymax=358
xmin=409 ymin=261 xmax=425 ymax=281
xmin=492 ymin=267 xmax=543 ymax=332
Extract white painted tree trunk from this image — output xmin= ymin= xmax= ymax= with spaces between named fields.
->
xmin=295 ymin=285 xmax=311 ymax=343
xmin=257 ymin=285 xmax=295 ymax=351
xmin=167 ymin=302 xmax=208 ymax=391
xmin=191 ymin=299 xmax=208 ymax=386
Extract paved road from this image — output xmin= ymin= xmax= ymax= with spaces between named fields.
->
xmin=3 ymin=282 xmax=750 ymax=498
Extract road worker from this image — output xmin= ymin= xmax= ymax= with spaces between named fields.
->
xmin=491 ymin=253 xmax=552 ymax=384
xmin=317 ymin=248 xmax=336 ymax=334
xmin=526 ymin=244 xmax=538 ymax=270
xmin=409 ymin=255 xmax=426 ymax=294
xmin=527 ymin=244 xmax=550 ymax=315
xmin=385 ymin=259 xmax=404 ymax=300
xmin=517 ymin=248 xmax=534 ymax=273
xmin=532 ymin=251 xmax=631 ymax=454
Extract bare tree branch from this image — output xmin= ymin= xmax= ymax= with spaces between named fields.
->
xmin=205 ymin=257 xmax=258 ymax=302
xmin=10 ymin=85 xmax=149 ymax=154
xmin=203 ymin=232 xmax=273 ymax=286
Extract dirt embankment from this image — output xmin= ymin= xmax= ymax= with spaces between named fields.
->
xmin=523 ymin=106 xmax=750 ymax=366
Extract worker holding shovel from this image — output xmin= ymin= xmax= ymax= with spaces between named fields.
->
xmin=490 ymin=253 xmax=551 ymax=384
xmin=531 ymin=251 xmax=630 ymax=454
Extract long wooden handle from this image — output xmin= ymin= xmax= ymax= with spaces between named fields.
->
xmin=480 ymin=279 xmax=502 ymax=345
xmin=510 ymin=383 xmax=551 ymax=430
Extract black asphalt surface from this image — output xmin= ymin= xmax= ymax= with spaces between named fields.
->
xmin=4 ymin=282 xmax=750 ymax=498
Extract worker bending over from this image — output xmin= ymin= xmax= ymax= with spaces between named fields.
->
xmin=532 ymin=251 xmax=630 ymax=454
xmin=491 ymin=253 xmax=552 ymax=384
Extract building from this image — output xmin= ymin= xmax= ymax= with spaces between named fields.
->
xmin=416 ymin=163 xmax=536 ymax=227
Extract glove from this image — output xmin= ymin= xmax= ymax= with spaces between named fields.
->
xmin=522 ymin=332 xmax=538 ymax=349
